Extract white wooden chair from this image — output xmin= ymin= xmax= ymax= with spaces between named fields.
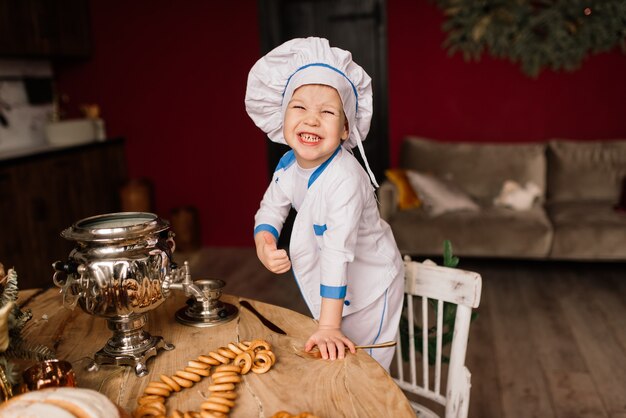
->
xmin=392 ymin=256 xmax=482 ymax=418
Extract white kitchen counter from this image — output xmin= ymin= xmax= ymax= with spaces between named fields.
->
xmin=0 ymin=139 xmax=103 ymax=162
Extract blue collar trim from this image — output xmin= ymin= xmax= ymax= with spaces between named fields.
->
xmin=274 ymin=150 xmax=296 ymax=172
xmin=308 ymin=145 xmax=341 ymax=188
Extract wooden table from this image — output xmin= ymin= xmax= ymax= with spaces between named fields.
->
xmin=18 ymin=288 xmax=416 ymax=417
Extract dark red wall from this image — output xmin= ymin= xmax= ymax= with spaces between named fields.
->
xmin=56 ymin=0 xmax=626 ymax=247
xmin=388 ymin=0 xmax=626 ymax=165
xmin=56 ymin=0 xmax=267 ymax=247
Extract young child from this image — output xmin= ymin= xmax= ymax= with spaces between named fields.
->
xmin=245 ymin=37 xmax=404 ymax=371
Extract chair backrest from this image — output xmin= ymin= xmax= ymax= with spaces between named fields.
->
xmin=393 ymin=256 xmax=482 ymax=418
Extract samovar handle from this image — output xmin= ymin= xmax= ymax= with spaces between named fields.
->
xmin=52 ymin=260 xmax=85 ymax=286
xmin=52 ymin=260 xmax=86 ymax=310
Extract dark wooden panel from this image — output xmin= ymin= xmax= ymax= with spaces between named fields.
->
xmin=0 ymin=0 xmax=91 ymax=58
xmin=0 ymin=139 xmax=127 ymax=289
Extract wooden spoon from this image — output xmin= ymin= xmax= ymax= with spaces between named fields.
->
xmin=293 ymin=340 xmax=397 ymax=359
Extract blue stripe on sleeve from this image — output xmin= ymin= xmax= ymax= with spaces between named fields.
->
xmin=320 ymin=284 xmax=347 ymax=299
xmin=254 ymin=224 xmax=279 ymax=241
xmin=313 ymin=224 xmax=327 ymax=236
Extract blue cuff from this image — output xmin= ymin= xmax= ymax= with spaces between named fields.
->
xmin=254 ymin=224 xmax=279 ymax=241
xmin=320 ymin=284 xmax=347 ymax=299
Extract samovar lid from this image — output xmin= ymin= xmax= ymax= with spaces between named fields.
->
xmin=61 ymin=212 xmax=170 ymax=242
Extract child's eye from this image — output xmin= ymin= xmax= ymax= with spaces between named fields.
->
xmin=322 ymin=110 xmax=336 ymax=115
xmin=292 ymin=105 xmax=305 ymax=110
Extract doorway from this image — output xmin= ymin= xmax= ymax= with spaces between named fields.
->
xmin=257 ymin=0 xmax=389 ymax=249
xmin=258 ymin=0 xmax=389 ymax=181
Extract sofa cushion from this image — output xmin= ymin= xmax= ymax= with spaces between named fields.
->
xmin=389 ymin=205 xmax=553 ymax=258
xmin=547 ymin=200 xmax=626 ymax=260
xmin=384 ymin=169 xmax=421 ymax=210
xmin=401 ymin=137 xmax=547 ymax=203
xmin=405 ymin=170 xmax=479 ymax=216
xmin=548 ymin=139 xmax=626 ymax=202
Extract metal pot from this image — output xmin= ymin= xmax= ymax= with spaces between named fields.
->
xmin=52 ymin=212 xmax=176 ymax=376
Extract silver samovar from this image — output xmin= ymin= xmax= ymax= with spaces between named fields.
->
xmin=52 ymin=212 xmax=238 ymax=376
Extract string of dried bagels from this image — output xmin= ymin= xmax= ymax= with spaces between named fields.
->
xmin=133 ymin=339 xmax=275 ymax=418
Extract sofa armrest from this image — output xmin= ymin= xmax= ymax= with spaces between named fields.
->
xmin=378 ymin=180 xmax=398 ymax=221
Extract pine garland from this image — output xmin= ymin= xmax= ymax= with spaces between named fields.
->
xmin=432 ymin=0 xmax=626 ymax=77
xmin=0 ymin=265 xmax=55 ymax=388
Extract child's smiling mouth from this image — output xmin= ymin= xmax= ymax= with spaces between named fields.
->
xmin=298 ymin=133 xmax=321 ymax=144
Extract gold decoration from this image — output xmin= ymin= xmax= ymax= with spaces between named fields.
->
xmin=0 ymin=364 xmax=13 ymax=401
xmin=0 ymin=302 xmax=13 ymax=353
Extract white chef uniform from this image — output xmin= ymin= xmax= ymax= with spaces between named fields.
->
xmin=246 ymin=37 xmax=404 ymax=369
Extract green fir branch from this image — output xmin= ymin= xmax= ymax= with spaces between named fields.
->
xmin=432 ymin=0 xmax=626 ymax=77
xmin=2 ymin=338 xmax=56 ymax=361
xmin=0 ymin=269 xmax=19 ymax=307
xmin=0 ymin=266 xmax=55 ymax=386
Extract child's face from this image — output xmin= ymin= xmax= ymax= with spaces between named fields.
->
xmin=283 ymin=84 xmax=349 ymax=169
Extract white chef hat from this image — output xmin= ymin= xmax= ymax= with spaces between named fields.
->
xmin=245 ymin=37 xmax=378 ymax=187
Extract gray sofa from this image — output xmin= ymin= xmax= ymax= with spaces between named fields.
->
xmin=379 ymin=137 xmax=626 ymax=260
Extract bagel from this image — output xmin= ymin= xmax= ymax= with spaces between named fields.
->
xmin=159 ymin=374 xmax=181 ymax=392
xmin=137 ymin=395 xmax=165 ymax=405
xmin=237 ymin=341 xmax=251 ymax=351
xmin=204 ymin=396 xmax=235 ymax=408
xmin=258 ymin=349 xmax=277 ymax=365
xmin=171 ymin=375 xmax=194 ymax=388
xmin=251 ymin=352 xmax=272 ymax=374
xmin=200 ymin=401 xmax=230 ymax=414
xmin=227 ymin=342 xmax=243 ymax=355
xmin=208 ymin=383 xmax=236 ymax=392
xmin=233 ymin=351 xmax=253 ymax=375
xmin=200 ymin=411 xmax=227 ymax=418
xmin=176 ymin=369 xmax=202 ymax=382
xmin=214 ymin=364 xmax=241 ymax=374
xmin=209 ymin=390 xmax=237 ymax=400
xmin=185 ymin=366 xmax=210 ymax=377
xmin=188 ymin=360 xmax=210 ymax=369
xmin=139 ymin=400 xmax=166 ymax=414
xmin=146 ymin=381 xmax=171 ymax=391
xmin=143 ymin=386 xmax=171 ymax=397
xmin=212 ymin=374 xmax=242 ymax=385
xmin=197 ymin=355 xmax=221 ymax=366
xmin=207 ymin=351 xmax=230 ymax=364
xmin=210 ymin=371 xmax=238 ymax=380
xmin=248 ymin=339 xmax=272 ymax=352
xmin=217 ymin=347 xmax=237 ymax=359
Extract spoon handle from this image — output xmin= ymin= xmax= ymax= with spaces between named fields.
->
xmin=354 ymin=341 xmax=396 ymax=349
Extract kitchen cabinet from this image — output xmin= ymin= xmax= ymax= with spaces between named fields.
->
xmin=0 ymin=0 xmax=92 ymax=58
xmin=0 ymin=138 xmax=127 ymax=289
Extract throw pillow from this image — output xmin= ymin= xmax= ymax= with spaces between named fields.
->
xmin=405 ymin=170 xmax=480 ymax=217
xmin=493 ymin=180 xmax=541 ymax=211
xmin=385 ymin=169 xmax=421 ymax=210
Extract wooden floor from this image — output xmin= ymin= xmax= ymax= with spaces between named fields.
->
xmin=175 ymin=247 xmax=626 ymax=418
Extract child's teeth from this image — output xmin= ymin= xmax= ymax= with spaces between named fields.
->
xmin=301 ymin=134 xmax=320 ymax=142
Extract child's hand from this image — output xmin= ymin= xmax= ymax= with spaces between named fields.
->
xmin=255 ymin=231 xmax=291 ymax=274
xmin=305 ymin=327 xmax=356 ymax=360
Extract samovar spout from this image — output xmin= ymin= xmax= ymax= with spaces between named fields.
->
xmin=162 ymin=261 xmax=205 ymax=301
